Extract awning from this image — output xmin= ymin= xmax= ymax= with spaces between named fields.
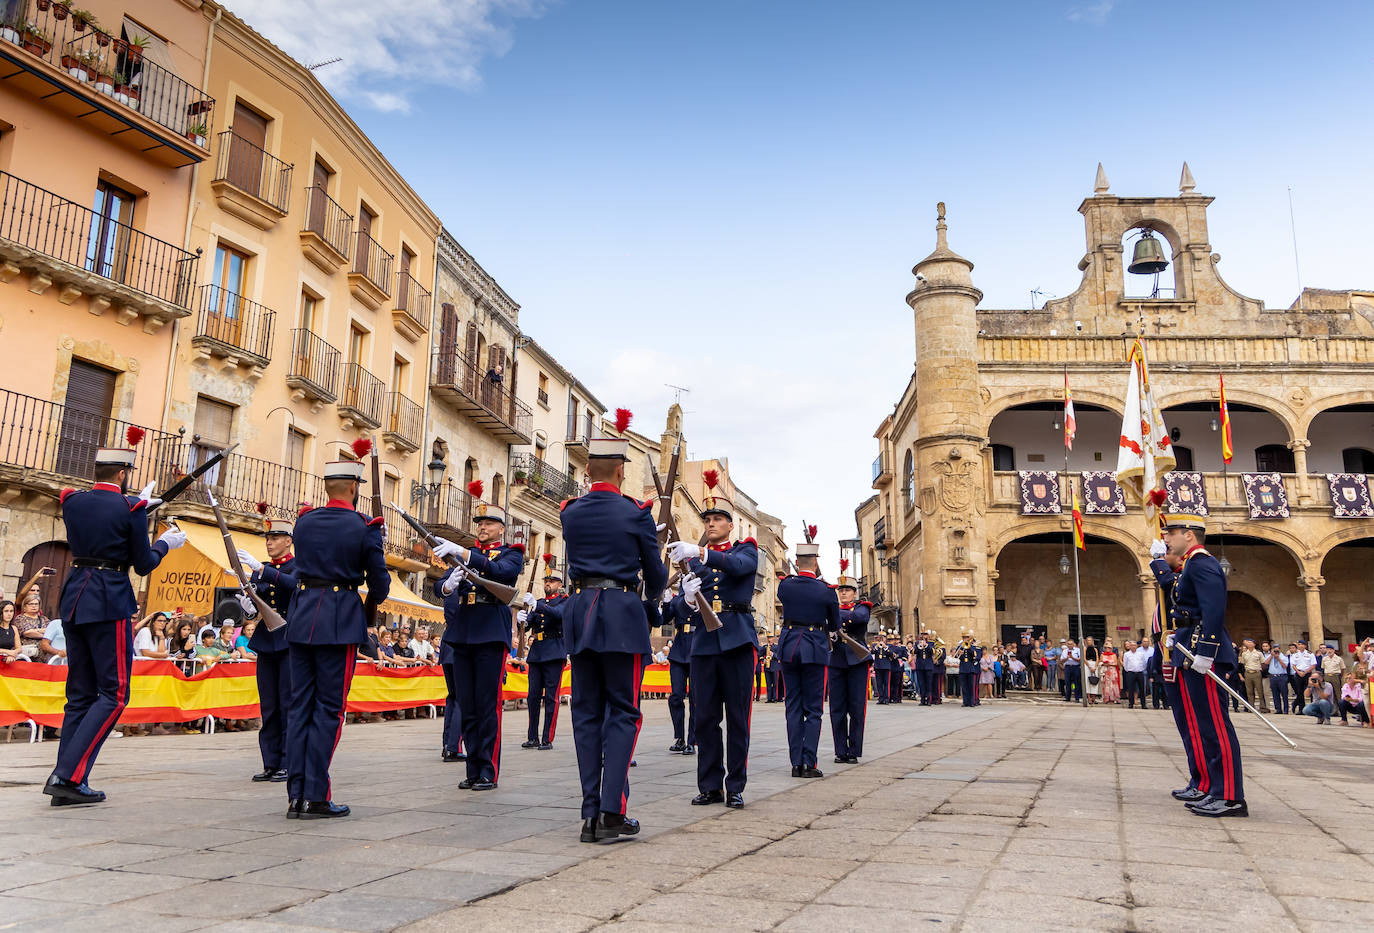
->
xmin=361 ymin=574 xmax=445 ymax=626
xmin=144 ymin=520 xmax=266 ymax=617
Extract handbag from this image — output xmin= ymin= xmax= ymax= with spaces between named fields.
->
xmin=1088 ymin=674 xmax=1101 ymax=685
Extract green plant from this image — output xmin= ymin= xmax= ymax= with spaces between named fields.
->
xmin=71 ymin=8 xmax=97 ymax=28
xmin=512 ymin=470 xmax=527 ymax=483
xmin=187 ymin=121 xmax=208 ymax=137
xmin=78 ymin=49 xmax=103 ymax=68
xmin=128 ymin=33 xmax=149 ymax=49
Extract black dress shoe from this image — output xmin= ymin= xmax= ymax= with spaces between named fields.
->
xmin=1187 ymin=797 xmax=1248 ymax=818
xmin=301 ymin=800 xmax=350 ymax=819
xmin=846 ymin=756 xmax=859 ymax=764
xmin=579 ymin=817 xmax=598 ymax=843
xmin=252 ymin=768 xmax=277 ymax=782
xmin=470 ymin=779 xmax=498 ymax=791
xmin=682 ymin=745 xmax=695 ymax=756
xmin=286 ymin=798 xmax=303 ymax=819
xmin=669 ymin=739 xmax=686 ymax=753
xmin=630 ymin=760 xmax=637 ymax=767
xmin=459 ymin=778 xmax=475 ymax=790
xmin=42 ymin=774 xmax=104 ymax=805
xmin=521 ymin=740 xmax=539 ymax=749
xmin=538 ymin=742 xmax=553 ymax=750
xmin=725 ymin=792 xmax=744 ymax=809
xmin=798 ymin=766 xmax=824 ymax=779
xmin=834 ymin=756 xmax=847 ymax=764
xmin=1171 ymin=785 xmax=1206 ymax=802
xmin=792 ymin=765 xmax=803 ymax=778
xmin=596 ymin=812 xmax=641 ymax=841
xmin=691 ymin=790 xmax=724 ymax=806
xmin=269 ymin=768 xmax=288 ymax=782
xmin=441 ymin=750 xmax=463 ymax=762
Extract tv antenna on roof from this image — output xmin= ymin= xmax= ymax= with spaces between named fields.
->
xmin=308 ymin=57 xmax=343 ymax=72
xmin=665 ymin=383 xmax=691 ymax=405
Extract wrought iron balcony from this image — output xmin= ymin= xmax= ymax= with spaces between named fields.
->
xmin=0 ymin=170 xmax=198 ymax=324
xmin=429 ymin=348 xmax=534 ymax=444
xmin=177 ymin=450 xmax=324 ymax=519
xmin=339 ymin=363 xmax=385 ymax=430
xmin=537 ymin=387 xmax=549 ymax=407
xmin=211 ymin=131 xmax=293 ymax=227
xmin=383 ymin=390 xmax=423 ymax=453
xmin=511 ymin=452 xmax=579 ymax=503
xmin=285 ymin=327 xmax=341 ymax=406
xmin=348 ymin=230 xmax=392 ymax=309
xmin=414 ymin=480 xmax=476 ymax=544
xmin=872 ymin=451 xmax=892 ymax=488
xmin=300 ymin=185 xmax=352 ymax=272
xmin=192 ymin=285 xmax=275 ymax=370
xmin=565 ymin=415 xmax=602 ymax=447
xmin=393 ymin=270 xmax=430 ymax=339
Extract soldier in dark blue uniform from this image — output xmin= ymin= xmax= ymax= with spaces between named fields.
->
xmin=829 ymin=573 xmax=870 ymax=763
xmin=957 ymin=632 xmax=982 ymax=707
xmin=870 ymin=633 xmax=891 ymax=704
xmin=439 ymin=639 xmax=465 ymax=762
xmin=44 ymin=434 xmax=186 ymax=806
xmin=235 ymin=508 xmax=296 ymax=783
xmin=1163 ymin=512 xmax=1246 ymax=818
xmin=281 ymin=452 xmax=389 ymax=818
xmin=1148 ymin=540 xmax=1201 ymax=799
xmin=664 ymin=584 xmax=698 ymax=754
xmin=763 ymin=635 xmax=780 ymax=702
xmin=776 ymin=543 xmax=839 ymax=778
xmin=931 ymin=633 xmax=947 ymax=704
xmin=519 ymin=563 xmax=568 ymax=750
xmin=669 ymin=486 xmax=759 ymax=810
xmin=888 ymin=634 xmax=909 ymax=702
xmin=560 ymin=434 xmax=667 ymax=841
xmin=911 ymin=631 xmax=936 ymax=705
xmin=431 ymin=492 xmax=526 ymax=791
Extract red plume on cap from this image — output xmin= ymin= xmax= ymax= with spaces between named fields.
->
xmin=807 ymin=524 xmax=817 ymax=542
xmin=467 ymin=479 xmax=484 ymax=499
xmin=255 ymin=501 xmax=269 ymax=515
xmin=125 ymin=425 xmax=145 ymax=447
xmin=840 ymin=558 xmax=849 ymax=573
xmin=297 ymin=501 xmax=314 ymax=516
xmin=350 ymin=437 xmax=373 ymax=460
xmin=702 ymin=469 xmax=719 ymax=490
xmin=1148 ymin=488 xmax=1168 ymax=508
xmin=542 ymin=552 xmax=554 ymax=566
xmin=614 ymin=408 xmax=632 ymax=434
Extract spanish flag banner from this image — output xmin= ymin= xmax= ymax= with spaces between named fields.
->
xmin=1220 ymin=373 xmax=1234 ymax=465
xmin=1072 ymin=480 xmax=1086 ymax=551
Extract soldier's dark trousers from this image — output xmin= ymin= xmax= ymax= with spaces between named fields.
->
xmin=55 ymin=618 xmax=132 ymax=784
xmin=873 ymin=669 xmax=889 ymax=703
xmin=286 ymin=644 xmax=357 ymax=802
xmin=828 ymin=664 xmax=868 ymax=759
xmin=441 ymin=661 xmax=463 ymax=754
xmin=570 ymin=650 xmax=643 ymax=818
xmin=451 ymin=642 xmax=508 ymax=784
xmin=1161 ymin=667 xmax=1202 ymax=789
xmin=526 ymin=659 xmax=565 ymax=745
xmin=691 ymin=645 xmax=756 ymax=795
xmin=889 ymin=669 xmax=904 ymax=702
xmin=921 ymin=670 xmax=939 ymax=705
xmin=764 ymin=669 xmax=777 ymax=702
xmin=255 ymin=648 xmax=291 ymax=771
xmin=668 ymin=660 xmax=695 ymax=744
xmin=780 ymin=659 xmax=825 ymax=768
xmin=1180 ymin=667 xmax=1244 ymax=801
xmin=912 ymin=669 xmax=927 ymax=703
xmin=959 ymin=672 xmax=979 ymax=707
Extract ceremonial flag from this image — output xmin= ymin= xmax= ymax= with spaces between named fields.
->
xmin=1220 ymin=373 xmax=1234 ymax=465
xmin=1115 ymin=340 xmax=1176 ymax=530
xmin=1063 ymin=370 xmax=1076 ymax=451
xmin=1072 ymin=480 xmax=1086 ymax=551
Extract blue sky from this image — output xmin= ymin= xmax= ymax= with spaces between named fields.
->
xmin=234 ymin=0 xmax=1374 ymax=569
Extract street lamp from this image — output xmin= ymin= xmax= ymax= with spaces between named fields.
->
xmin=1058 ymin=554 xmax=1071 ymax=575
xmin=426 ymin=452 xmax=447 ymax=487
xmin=1218 ymin=554 xmax=1232 ymax=577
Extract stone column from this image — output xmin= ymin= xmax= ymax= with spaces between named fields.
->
xmin=1138 ymin=572 xmax=1160 ymax=633
xmin=1302 ymin=574 xmax=1325 ymax=644
xmin=1288 ymin=439 xmax=1311 ymax=504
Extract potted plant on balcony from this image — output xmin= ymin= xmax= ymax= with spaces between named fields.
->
xmin=70 ymin=8 xmax=97 ymax=32
xmin=50 ymin=0 xmax=70 ymax=21
xmin=35 ymin=0 xmax=51 ymax=11
xmin=19 ymin=22 xmax=52 ymax=56
xmin=61 ymin=49 xmax=95 ymax=81
xmin=125 ymin=33 xmax=148 ymax=63
xmin=93 ymin=61 xmax=115 ymax=95
xmin=0 ymin=19 xmax=20 ymax=44
xmin=512 ymin=469 xmax=528 ymax=485
xmin=185 ymin=121 xmax=208 ymax=147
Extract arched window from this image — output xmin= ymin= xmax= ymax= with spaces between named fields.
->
xmin=491 ymin=472 xmax=504 ymax=506
xmin=991 ymin=444 xmax=1015 ymax=471
xmin=1342 ymin=448 xmax=1374 ymax=473
xmin=1255 ymin=444 xmax=1295 ymax=473
xmin=902 ymin=450 xmax=915 ymax=509
xmin=1172 ymin=446 xmax=1194 ymax=471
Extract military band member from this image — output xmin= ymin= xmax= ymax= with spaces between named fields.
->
xmin=930 ymin=632 xmax=947 ymax=704
xmin=888 ymin=632 xmax=908 ymax=702
xmin=763 ymin=635 xmax=780 ymax=702
xmin=432 ymin=486 xmax=526 ymax=791
xmin=519 ymin=562 xmax=568 ymax=750
xmin=957 ymin=631 xmax=982 ymax=708
xmin=664 ymin=584 xmax=698 ymax=754
xmin=669 ymin=487 xmax=759 ymax=810
xmin=776 ymin=543 xmax=839 ymax=778
xmin=829 ymin=571 xmax=870 ymax=763
xmin=871 ymin=633 xmax=891 ymax=704
xmin=1149 ymin=538 xmax=1202 ymax=801
xmin=45 ymin=431 xmax=186 ymax=806
xmin=1164 ymin=512 xmax=1246 ymax=818
xmin=560 ymin=434 xmax=667 ymax=842
xmin=235 ymin=506 xmax=297 ymax=783
xmin=283 ymin=448 xmax=389 ymax=818
xmin=912 ymin=631 xmax=937 ymax=706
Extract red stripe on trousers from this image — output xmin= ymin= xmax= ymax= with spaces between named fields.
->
xmin=620 ymin=653 xmax=644 ymax=813
xmin=326 ymin=651 xmax=358 ymax=801
xmin=549 ymin=662 xmax=564 ymax=741
xmin=1203 ymin=676 xmax=1236 ymax=800
xmin=492 ymin=648 xmax=508 ymax=782
xmin=73 ymin=618 xmax=130 ymax=783
xmin=1177 ymin=673 xmax=1210 ymax=794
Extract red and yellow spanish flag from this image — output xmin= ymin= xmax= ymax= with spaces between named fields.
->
xmin=1064 ymin=370 xmax=1076 ymax=450
xmin=1072 ymin=480 xmax=1086 ymax=551
xmin=1219 ymin=373 xmax=1234 ymax=464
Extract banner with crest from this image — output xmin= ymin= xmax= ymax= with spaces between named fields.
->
xmin=1080 ymin=471 xmax=1126 ymax=514
xmin=1241 ymin=473 xmax=1289 ymax=519
xmin=1327 ymin=474 xmax=1374 ymax=519
xmin=1164 ymin=471 xmax=1208 ymax=516
xmin=1019 ymin=471 xmax=1061 ymax=514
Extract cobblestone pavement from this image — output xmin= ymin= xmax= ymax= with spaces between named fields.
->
xmin=2 ymin=698 xmax=1371 ymax=932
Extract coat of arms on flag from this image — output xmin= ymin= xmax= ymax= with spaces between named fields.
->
xmin=1165 ymin=472 xmax=1209 ymax=516
xmin=1019 ymin=471 xmax=1061 ymax=514
xmin=1241 ymin=472 xmax=1289 ymax=519
xmin=1080 ymin=471 xmax=1126 ymax=514
xmin=1114 ymin=340 xmax=1175 ymax=530
xmin=1327 ymin=474 xmax=1374 ymax=518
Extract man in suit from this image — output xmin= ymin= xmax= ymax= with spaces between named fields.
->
xmin=45 ymin=434 xmax=185 ymax=806
xmin=776 ymin=542 xmax=839 ymax=778
xmin=235 ymin=509 xmax=297 ymax=783
xmin=560 ymin=434 xmax=667 ymax=841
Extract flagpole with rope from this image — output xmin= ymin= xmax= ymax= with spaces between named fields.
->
xmin=1064 ymin=367 xmax=1088 ymax=707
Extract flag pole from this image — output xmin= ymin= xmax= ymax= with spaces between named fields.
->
xmin=1072 ymin=483 xmax=1087 ymax=709
xmin=1063 ymin=366 xmax=1088 ymax=708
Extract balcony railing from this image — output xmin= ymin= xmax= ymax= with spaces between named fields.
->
xmin=8 ymin=5 xmax=215 ymax=146
xmin=0 ymin=171 xmax=198 ymax=309
xmin=286 ymin=328 xmax=341 ymax=402
xmin=384 ymin=390 xmax=423 ymax=451
xmin=873 ymin=515 xmax=886 ymax=549
xmin=430 ymin=348 xmax=534 ymax=443
xmin=213 ymin=131 xmax=292 ymax=214
xmin=393 ymin=270 xmax=430 ymax=334
xmin=0 ymin=387 xmax=180 ymax=484
xmin=339 ymin=362 xmax=385 ymax=428
xmin=193 ymin=285 xmax=275 ymax=365
xmin=537 ymin=387 xmax=549 ymax=407
xmin=415 ymin=480 xmax=475 ymax=539
xmin=511 ymin=452 xmax=580 ymax=503
xmin=351 ymin=230 xmax=393 ymax=295
xmin=507 ymin=520 xmax=533 ymax=550
xmin=566 ymin=416 xmax=603 ymax=445
xmin=178 ymin=450 xmax=324 ymax=519
xmin=872 ymin=451 xmax=892 ymax=486
xmin=301 ymin=185 xmax=352 ymax=260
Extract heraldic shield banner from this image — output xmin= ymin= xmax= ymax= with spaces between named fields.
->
xmin=1327 ymin=473 xmax=1374 ymax=518
xmin=1019 ymin=470 xmax=1061 ymax=514
xmin=1242 ymin=473 xmax=1290 ymax=519
xmin=1165 ymin=471 xmax=1209 ymax=516
xmin=1081 ymin=471 xmax=1126 ymax=514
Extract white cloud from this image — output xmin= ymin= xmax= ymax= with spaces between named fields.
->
xmin=1067 ymin=0 xmax=1118 ymax=24
xmin=224 ymin=0 xmax=549 ymax=111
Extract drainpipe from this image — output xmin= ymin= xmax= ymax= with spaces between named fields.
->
xmin=162 ymin=4 xmax=222 ymax=435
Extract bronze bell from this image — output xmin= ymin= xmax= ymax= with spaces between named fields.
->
xmin=1128 ymin=232 xmax=1168 ymax=275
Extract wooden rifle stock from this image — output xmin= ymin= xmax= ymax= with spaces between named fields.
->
xmin=206 ymin=491 xmax=287 ymax=632
xmin=649 ymin=455 xmax=721 ymax=632
xmin=390 ymin=503 xmax=519 ymax=605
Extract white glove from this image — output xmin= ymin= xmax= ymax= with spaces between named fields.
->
xmin=681 ymin=572 xmax=702 ymax=608
xmin=656 ymin=522 xmax=667 ymax=533
xmin=431 ymin=537 xmax=467 ymax=562
xmin=1190 ymin=654 xmax=1213 ymax=675
xmin=136 ymin=480 xmax=163 ymax=509
xmin=1149 ymin=540 xmax=1167 ymax=559
xmin=441 ymin=565 xmax=466 ymax=596
xmin=1165 ymin=633 xmax=1175 ymax=648
xmin=158 ymin=526 xmax=187 ymax=550
xmin=668 ymin=541 xmax=702 ymax=564
xmin=237 ymin=594 xmax=258 ymax=618
xmin=516 ymin=610 xmax=529 ymax=624
xmin=236 ymin=548 xmax=263 ymax=573
xmin=522 ymin=592 xmax=537 ymax=610
xmin=661 ymin=589 xmax=673 ymax=605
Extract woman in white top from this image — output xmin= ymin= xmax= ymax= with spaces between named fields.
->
xmin=134 ymin=612 xmax=171 ymax=660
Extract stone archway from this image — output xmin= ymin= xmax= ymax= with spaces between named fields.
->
xmin=1225 ymin=591 xmax=1270 ymax=646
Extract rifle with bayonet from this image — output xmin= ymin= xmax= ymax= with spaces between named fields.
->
xmin=390 ymin=502 xmax=520 ymax=605
xmin=650 ymin=446 xmax=722 ymax=632
xmin=366 ymin=442 xmax=383 ymax=629
xmin=801 ymin=518 xmax=871 ymax=663
xmin=206 ymin=489 xmax=287 ymax=632
xmin=148 ymin=443 xmax=239 ymax=514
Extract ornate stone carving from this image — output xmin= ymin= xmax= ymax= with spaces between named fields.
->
xmin=931 ymin=458 xmax=979 ymax=513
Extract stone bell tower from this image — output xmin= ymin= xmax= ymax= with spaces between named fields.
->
xmin=905 ymin=203 xmax=991 ymax=641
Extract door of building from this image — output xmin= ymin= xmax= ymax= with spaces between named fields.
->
xmin=21 ymin=541 xmax=73 ymax=621
xmin=56 ymin=359 xmax=118 ymax=479
xmin=227 ymin=102 xmax=268 ymax=198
